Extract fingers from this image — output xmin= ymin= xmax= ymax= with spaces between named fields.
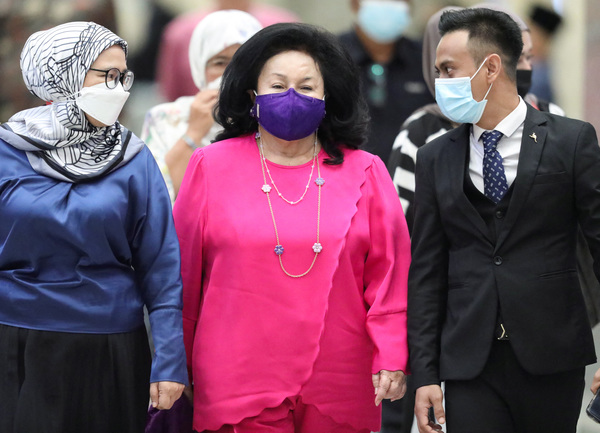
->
xmin=415 ymin=385 xmax=445 ymax=433
xmin=374 ymin=370 xmax=407 ymax=404
xmin=192 ymin=89 xmax=219 ymax=107
xmin=392 ymin=377 xmax=407 ymax=401
xmin=592 ymin=369 xmax=600 ymax=394
xmin=375 ymin=372 xmax=391 ymax=406
xmin=149 ymin=382 xmax=159 ymax=408
xmin=151 ymin=381 xmax=186 ymax=410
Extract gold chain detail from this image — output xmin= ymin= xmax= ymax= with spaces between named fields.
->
xmin=257 ymin=132 xmax=322 ymax=278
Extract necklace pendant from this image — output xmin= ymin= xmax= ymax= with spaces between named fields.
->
xmin=261 ymin=184 xmax=272 ymax=193
xmin=315 ymin=177 xmax=325 ymax=186
xmin=274 ymin=245 xmax=284 ymax=255
xmin=312 ymin=242 xmax=323 ymax=253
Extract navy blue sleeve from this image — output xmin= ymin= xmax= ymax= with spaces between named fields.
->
xmin=129 ymin=148 xmax=188 ymax=385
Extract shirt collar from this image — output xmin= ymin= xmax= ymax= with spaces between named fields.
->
xmin=472 ymin=96 xmax=527 ymax=143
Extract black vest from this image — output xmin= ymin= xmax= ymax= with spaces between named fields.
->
xmin=463 ymin=154 xmax=514 ymax=339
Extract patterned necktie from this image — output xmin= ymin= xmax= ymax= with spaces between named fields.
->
xmin=482 ymin=130 xmax=508 ymax=204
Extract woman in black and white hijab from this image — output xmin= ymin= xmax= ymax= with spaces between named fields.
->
xmin=0 ymin=22 xmax=187 ymax=433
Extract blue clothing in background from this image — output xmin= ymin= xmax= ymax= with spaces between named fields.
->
xmin=0 ymin=131 xmax=187 ymax=384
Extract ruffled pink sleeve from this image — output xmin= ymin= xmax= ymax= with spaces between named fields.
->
xmin=363 ymin=157 xmax=411 ymax=374
xmin=172 ymin=149 xmax=206 ymax=382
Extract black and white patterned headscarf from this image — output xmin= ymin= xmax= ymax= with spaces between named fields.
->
xmin=2 ymin=21 xmax=142 ymax=182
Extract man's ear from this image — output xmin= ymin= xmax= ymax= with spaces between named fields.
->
xmin=486 ymin=53 xmax=502 ymax=84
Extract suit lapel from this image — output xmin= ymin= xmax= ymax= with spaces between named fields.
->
xmin=495 ymin=105 xmax=548 ymax=250
xmin=445 ymin=124 xmax=493 ymax=244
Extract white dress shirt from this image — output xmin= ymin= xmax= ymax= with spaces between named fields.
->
xmin=469 ymin=97 xmax=527 ymax=194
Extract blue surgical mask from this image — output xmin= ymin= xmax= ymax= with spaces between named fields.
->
xmin=435 ymin=57 xmax=493 ymax=124
xmin=357 ymin=0 xmax=411 ymax=44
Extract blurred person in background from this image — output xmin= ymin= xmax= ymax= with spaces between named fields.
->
xmin=527 ymin=4 xmax=563 ymax=103
xmin=141 ymin=9 xmax=261 ymax=201
xmin=156 ymin=0 xmax=298 ymax=102
xmin=0 ymin=22 xmax=187 ymax=432
xmin=338 ymin=0 xmax=433 ymax=164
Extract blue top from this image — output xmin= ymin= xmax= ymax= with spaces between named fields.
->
xmin=0 ymin=131 xmax=187 ymax=384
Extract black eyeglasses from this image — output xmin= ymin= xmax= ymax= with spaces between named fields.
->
xmin=89 ymin=67 xmax=134 ymax=90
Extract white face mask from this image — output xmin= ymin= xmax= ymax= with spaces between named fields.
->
xmin=205 ymin=76 xmax=222 ymax=91
xmin=76 ymin=82 xmax=130 ymax=126
xmin=434 ymin=57 xmax=493 ymax=124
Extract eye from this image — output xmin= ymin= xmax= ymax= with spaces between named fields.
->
xmin=106 ymin=70 xmax=119 ymax=81
xmin=208 ymin=59 xmax=229 ymax=68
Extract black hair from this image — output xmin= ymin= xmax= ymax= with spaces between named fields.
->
xmin=438 ymin=8 xmax=523 ymax=82
xmin=214 ymin=22 xmax=369 ymax=165
xmin=530 ymin=5 xmax=562 ymax=35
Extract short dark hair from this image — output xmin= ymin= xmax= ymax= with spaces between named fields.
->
xmin=438 ymin=8 xmax=523 ymax=82
xmin=215 ymin=22 xmax=369 ymax=165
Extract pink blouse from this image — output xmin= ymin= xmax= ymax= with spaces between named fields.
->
xmin=173 ymin=134 xmax=410 ymax=432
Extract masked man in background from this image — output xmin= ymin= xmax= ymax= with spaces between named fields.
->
xmin=339 ymin=0 xmax=433 ymax=164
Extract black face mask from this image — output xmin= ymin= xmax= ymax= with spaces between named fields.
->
xmin=516 ymin=69 xmax=532 ymax=98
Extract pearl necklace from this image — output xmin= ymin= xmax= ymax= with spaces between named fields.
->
xmin=256 ymin=132 xmax=324 ymax=278
xmin=257 ymin=130 xmax=318 ymax=205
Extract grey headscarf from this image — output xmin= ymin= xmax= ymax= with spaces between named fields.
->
xmin=1 ymin=21 xmax=143 ymax=182
xmin=420 ymin=6 xmax=463 ymax=119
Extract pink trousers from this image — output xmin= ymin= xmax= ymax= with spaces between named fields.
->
xmin=203 ymin=397 xmax=372 ymax=433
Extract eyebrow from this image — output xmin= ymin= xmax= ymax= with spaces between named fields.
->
xmin=90 ymin=67 xmax=130 ymax=73
xmin=269 ymin=72 xmax=315 ymax=81
xmin=436 ymin=60 xmax=452 ymax=71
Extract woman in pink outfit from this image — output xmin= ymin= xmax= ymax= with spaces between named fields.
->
xmin=173 ymin=23 xmax=411 ymax=433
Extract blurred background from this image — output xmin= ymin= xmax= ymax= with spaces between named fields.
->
xmin=0 ymin=0 xmax=597 ymax=135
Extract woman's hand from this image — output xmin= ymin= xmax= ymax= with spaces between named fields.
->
xmin=165 ymin=89 xmax=219 ymax=197
xmin=149 ymin=381 xmax=185 ymax=410
xmin=372 ymin=369 xmax=407 ymax=406
xmin=187 ymin=89 xmax=219 ymax=143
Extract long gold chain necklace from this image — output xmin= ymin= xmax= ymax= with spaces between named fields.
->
xmin=257 ymin=130 xmax=317 ymax=205
xmin=256 ymin=131 xmax=325 ymax=278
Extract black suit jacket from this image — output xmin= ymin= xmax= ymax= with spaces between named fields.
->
xmin=407 ymin=104 xmax=600 ymax=389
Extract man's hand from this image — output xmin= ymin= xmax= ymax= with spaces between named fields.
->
xmin=415 ymin=384 xmax=445 ymax=432
xmin=592 ymin=368 xmax=600 ymax=394
xmin=372 ymin=369 xmax=407 ymax=406
xmin=149 ymin=381 xmax=185 ymax=410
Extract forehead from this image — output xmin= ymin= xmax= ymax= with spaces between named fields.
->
xmin=435 ymin=30 xmax=473 ymax=67
xmin=521 ymin=31 xmax=532 ymax=51
xmin=261 ymin=50 xmax=320 ymax=76
xmin=90 ymin=45 xmax=127 ymax=68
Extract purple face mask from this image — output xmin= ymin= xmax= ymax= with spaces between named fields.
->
xmin=250 ymin=88 xmax=325 ymax=141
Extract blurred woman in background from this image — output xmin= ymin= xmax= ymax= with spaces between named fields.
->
xmin=141 ymin=10 xmax=261 ymax=200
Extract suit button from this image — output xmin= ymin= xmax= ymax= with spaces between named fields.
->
xmin=495 ymin=210 xmax=504 ymax=219
xmin=494 ymin=256 xmax=503 ymax=265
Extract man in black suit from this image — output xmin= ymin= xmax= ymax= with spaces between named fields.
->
xmin=407 ymin=8 xmax=600 ymax=433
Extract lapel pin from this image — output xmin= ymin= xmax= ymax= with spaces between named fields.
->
xmin=529 ymin=132 xmax=537 ymax=143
